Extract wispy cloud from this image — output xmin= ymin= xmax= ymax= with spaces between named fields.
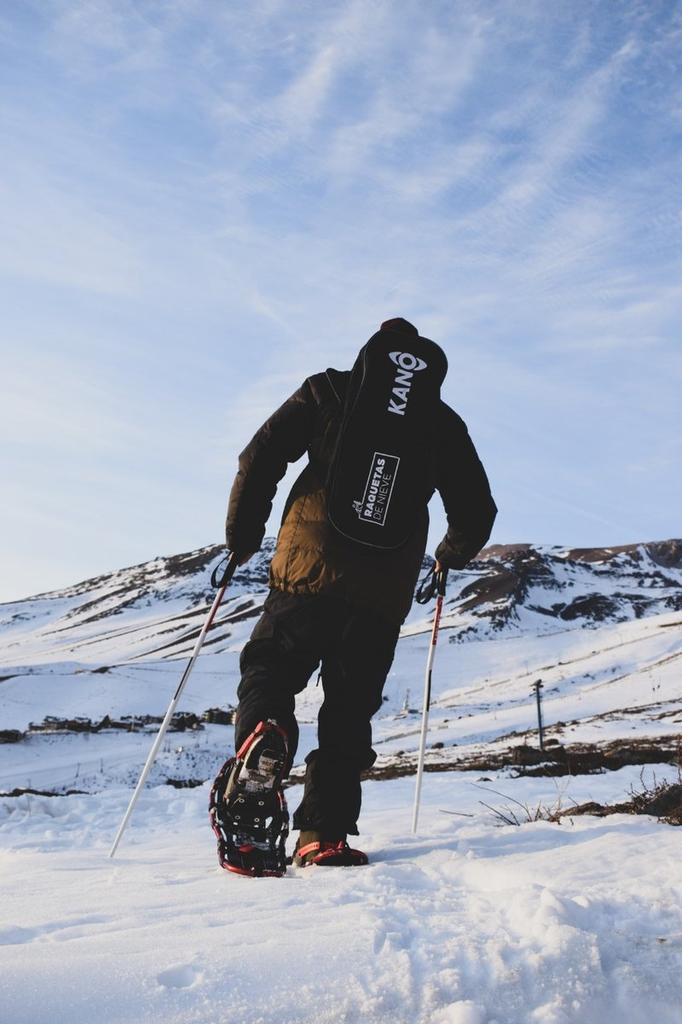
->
xmin=1 ymin=0 xmax=680 ymax=600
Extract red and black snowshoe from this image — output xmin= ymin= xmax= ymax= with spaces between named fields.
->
xmin=209 ymin=720 xmax=289 ymax=877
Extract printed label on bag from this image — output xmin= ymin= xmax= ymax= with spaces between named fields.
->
xmin=352 ymin=452 xmax=400 ymax=526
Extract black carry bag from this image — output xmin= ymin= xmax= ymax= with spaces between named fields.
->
xmin=327 ymin=327 xmax=448 ymax=549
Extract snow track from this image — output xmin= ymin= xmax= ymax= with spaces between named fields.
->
xmin=2 ymin=770 xmax=681 ymax=1024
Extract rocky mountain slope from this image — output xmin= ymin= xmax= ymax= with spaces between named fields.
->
xmin=2 ymin=538 xmax=680 ymax=667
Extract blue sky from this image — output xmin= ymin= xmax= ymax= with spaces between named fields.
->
xmin=1 ymin=0 xmax=680 ymax=602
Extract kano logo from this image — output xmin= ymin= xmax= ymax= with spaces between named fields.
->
xmin=387 ymin=351 xmax=428 ymax=416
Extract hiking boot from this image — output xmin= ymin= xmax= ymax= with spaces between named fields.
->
xmin=209 ymin=720 xmax=289 ymax=877
xmin=293 ymin=829 xmax=369 ymax=867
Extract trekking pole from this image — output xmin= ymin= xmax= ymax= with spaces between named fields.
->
xmin=109 ymin=552 xmax=239 ymax=858
xmin=412 ymin=565 xmax=448 ymax=833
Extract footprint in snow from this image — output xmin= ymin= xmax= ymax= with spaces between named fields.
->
xmin=157 ymin=964 xmax=203 ymax=989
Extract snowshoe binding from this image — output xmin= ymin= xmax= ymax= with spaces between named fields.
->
xmin=293 ymin=830 xmax=369 ymax=867
xmin=209 ymin=720 xmax=289 ymax=877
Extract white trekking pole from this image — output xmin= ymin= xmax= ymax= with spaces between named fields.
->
xmin=109 ymin=552 xmax=238 ymax=858
xmin=412 ymin=565 xmax=448 ymax=833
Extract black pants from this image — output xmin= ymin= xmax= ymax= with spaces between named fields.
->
xmin=234 ymin=589 xmax=400 ymax=836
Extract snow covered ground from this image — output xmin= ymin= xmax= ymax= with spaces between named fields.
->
xmin=2 ymin=541 xmax=681 ymax=1023
xmin=2 ymin=766 xmax=681 ymax=1024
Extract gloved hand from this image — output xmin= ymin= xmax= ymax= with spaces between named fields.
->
xmin=434 ymin=539 xmax=470 ymax=572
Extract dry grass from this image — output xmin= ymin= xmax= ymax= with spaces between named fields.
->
xmin=471 ymin=781 xmax=572 ymax=827
xmin=474 ymin=762 xmax=682 ymax=828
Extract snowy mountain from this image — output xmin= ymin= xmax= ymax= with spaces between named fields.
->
xmin=1 ymin=538 xmax=681 ymax=794
xmin=3 ymin=538 xmax=680 ymax=671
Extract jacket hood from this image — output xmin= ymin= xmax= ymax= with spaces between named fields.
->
xmin=379 ymin=317 xmax=419 ymax=335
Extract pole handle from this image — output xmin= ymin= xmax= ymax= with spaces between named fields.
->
xmin=416 ymin=564 xmax=449 ymax=604
xmin=211 ymin=551 xmax=239 ymax=588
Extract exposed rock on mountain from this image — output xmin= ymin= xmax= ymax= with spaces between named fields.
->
xmin=453 ymin=539 xmax=682 ymax=635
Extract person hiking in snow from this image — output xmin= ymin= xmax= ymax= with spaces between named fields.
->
xmin=209 ymin=317 xmax=496 ymax=876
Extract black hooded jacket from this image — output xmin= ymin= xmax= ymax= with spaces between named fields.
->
xmin=226 ymin=323 xmax=497 ymax=623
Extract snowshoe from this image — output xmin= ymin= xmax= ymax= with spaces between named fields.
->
xmin=293 ymin=830 xmax=369 ymax=867
xmin=209 ymin=720 xmax=289 ymax=877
